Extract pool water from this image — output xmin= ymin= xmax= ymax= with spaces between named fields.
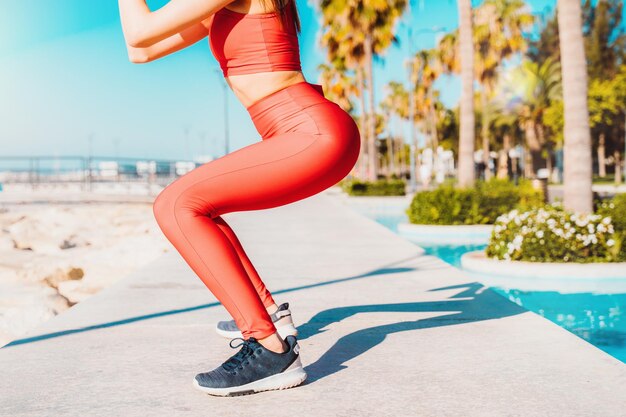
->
xmin=360 ymin=210 xmax=626 ymax=364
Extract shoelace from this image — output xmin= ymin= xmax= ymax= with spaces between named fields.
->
xmin=221 ymin=337 xmax=259 ymax=374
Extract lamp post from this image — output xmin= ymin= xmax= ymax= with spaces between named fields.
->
xmin=404 ymin=25 xmax=447 ymax=193
xmin=213 ymin=68 xmax=230 ymax=156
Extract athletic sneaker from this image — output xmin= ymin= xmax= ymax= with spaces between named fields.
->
xmin=215 ymin=302 xmax=298 ymax=339
xmin=193 ymin=335 xmax=307 ymax=396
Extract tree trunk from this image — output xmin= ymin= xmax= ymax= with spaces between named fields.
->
xmin=408 ymin=64 xmax=419 ymax=187
xmin=497 ymin=134 xmax=511 ymax=179
xmin=385 ymin=118 xmax=393 ymax=180
xmin=546 ymin=144 xmax=553 ymax=178
xmin=357 ymin=67 xmax=368 ymax=180
xmin=387 ymin=135 xmax=395 ymax=179
xmin=481 ymin=89 xmax=492 ymax=180
xmin=524 ymin=119 xmax=542 ymax=176
xmin=558 ymin=0 xmax=593 ymax=214
xmin=536 ymin=123 xmax=548 ymax=172
xmin=394 ymin=116 xmax=401 ymax=177
xmin=597 ymin=133 xmax=606 ymax=178
xmin=457 ymin=0 xmax=476 ymax=187
xmin=364 ymin=32 xmax=377 ymax=181
xmin=428 ymin=90 xmax=440 ymax=151
xmin=615 ymin=150 xmax=623 ymax=184
xmin=428 ymin=90 xmax=440 ymax=181
xmin=389 ymin=136 xmax=397 ymax=174
xmin=524 ymin=146 xmax=533 ymax=178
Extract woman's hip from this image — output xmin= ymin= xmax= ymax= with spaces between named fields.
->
xmin=247 ymin=81 xmax=361 ymax=143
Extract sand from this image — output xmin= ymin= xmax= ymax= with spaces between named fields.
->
xmin=0 ymin=201 xmax=171 ymax=347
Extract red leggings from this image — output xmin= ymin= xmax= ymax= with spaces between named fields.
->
xmin=152 ymin=81 xmax=360 ymax=340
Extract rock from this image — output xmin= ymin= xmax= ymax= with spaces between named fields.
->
xmin=57 ymin=280 xmax=101 ymax=305
xmin=0 ymin=283 xmax=70 ymax=347
xmin=59 ymin=233 xmax=91 ymax=250
xmin=0 ymin=232 xmax=15 ymax=250
xmin=7 ymin=217 xmax=62 ymax=253
xmin=40 ymin=267 xmax=84 ymax=289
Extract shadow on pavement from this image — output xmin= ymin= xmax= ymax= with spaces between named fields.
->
xmin=3 ymin=254 xmax=440 ymax=348
xmin=298 ymin=282 xmax=527 ymax=383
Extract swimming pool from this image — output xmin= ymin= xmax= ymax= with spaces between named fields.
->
xmin=350 ymin=207 xmax=626 ymax=364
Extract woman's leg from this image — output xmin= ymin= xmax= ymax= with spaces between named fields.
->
xmin=213 ymin=216 xmax=275 ymax=309
xmin=152 ymin=120 xmax=359 ymax=341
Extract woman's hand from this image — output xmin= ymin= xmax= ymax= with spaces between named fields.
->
xmin=118 ymin=0 xmax=233 ymax=48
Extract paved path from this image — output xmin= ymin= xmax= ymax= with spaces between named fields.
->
xmin=1 ymin=188 xmax=625 ymax=417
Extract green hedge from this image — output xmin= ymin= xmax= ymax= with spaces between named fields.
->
xmin=405 ymin=179 xmax=544 ymax=225
xmin=597 ymin=193 xmax=626 ymax=261
xmin=341 ymin=178 xmax=406 ymax=196
xmin=485 ymin=203 xmax=625 ymax=263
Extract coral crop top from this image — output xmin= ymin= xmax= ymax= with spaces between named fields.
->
xmin=208 ymin=2 xmax=302 ymax=76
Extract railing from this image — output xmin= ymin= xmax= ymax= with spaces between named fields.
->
xmin=0 ymin=155 xmax=211 ymax=192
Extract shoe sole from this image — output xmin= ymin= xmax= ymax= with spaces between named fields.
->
xmin=215 ymin=323 xmax=298 ymax=340
xmin=192 ymin=356 xmax=307 ymax=397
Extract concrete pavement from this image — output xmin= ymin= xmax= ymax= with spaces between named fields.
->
xmin=1 ymin=188 xmax=625 ymax=417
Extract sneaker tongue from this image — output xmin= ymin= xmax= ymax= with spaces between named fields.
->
xmin=246 ymin=337 xmax=263 ymax=348
xmin=222 ymin=339 xmax=256 ymax=371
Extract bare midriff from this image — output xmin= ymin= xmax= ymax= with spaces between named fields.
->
xmin=220 ymin=0 xmax=306 ymax=109
xmin=225 ymin=70 xmax=307 ymax=109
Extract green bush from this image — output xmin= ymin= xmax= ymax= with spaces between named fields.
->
xmin=597 ymin=193 xmax=626 ymax=232
xmin=405 ymin=178 xmax=544 ymax=225
xmin=597 ymin=193 xmax=626 ymax=261
xmin=341 ymin=178 xmax=406 ymax=196
xmin=485 ymin=203 xmax=624 ymax=263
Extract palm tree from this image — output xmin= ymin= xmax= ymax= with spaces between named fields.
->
xmin=506 ymin=58 xmax=562 ymax=176
xmin=557 ymin=0 xmax=593 ymax=213
xmin=415 ymin=49 xmax=444 ymax=153
xmin=318 ymin=63 xmax=358 ymax=113
xmin=489 ymin=103 xmax=521 ymax=179
xmin=473 ymin=0 xmax=534 ymax=180
xmin=381 ymin=81 xmax=409 ymax=178
xmin=357 ymin=0 xmax=408 ymax=181
xmin=457 ymin=0 xmax=476 ymax=187
xmin=319 ymin=0 xmax=408 ymax=182
xmin=318 ymin=5 xmax=367 ymax=179
xmin=442 ymin=0 xmax=534 ymax=183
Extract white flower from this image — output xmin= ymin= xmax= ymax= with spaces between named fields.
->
xmin=607 ymin=239 xmax=615 ymax=247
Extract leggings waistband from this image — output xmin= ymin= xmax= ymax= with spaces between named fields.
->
xmin=246 ymin=81 xmax=328 ymax=137
xmin=246 ymin=81 xmax=325 ymax=113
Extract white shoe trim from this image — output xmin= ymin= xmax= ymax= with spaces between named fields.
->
xmin=215 ymin=322 xmax=298 ymax=339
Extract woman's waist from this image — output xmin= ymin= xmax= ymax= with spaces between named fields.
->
xmin=225 ymin=71 xmax=307 ymax=109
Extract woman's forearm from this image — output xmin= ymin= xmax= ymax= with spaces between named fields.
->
xmin=119 ymin=0 xmax=228 ymax=48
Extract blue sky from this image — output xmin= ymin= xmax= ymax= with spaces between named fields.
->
xmin=1 ymin=0 xmax=557 ymax=160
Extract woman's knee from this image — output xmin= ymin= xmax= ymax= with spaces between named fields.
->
xmin=152 ymin=186 xmax=177 ymax=229
xmin=153 ymin=183 xmax=217 ymax=227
